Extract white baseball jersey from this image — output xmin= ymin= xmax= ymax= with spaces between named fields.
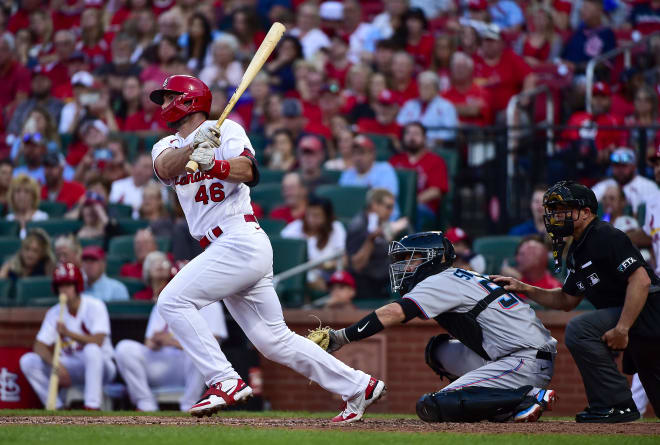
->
xmin=145 ymin=301 xmax=228 ymax=341
xmin=151 ymin=119 xmax=255 ymax=240
xmin=36 ymin=295 xmax=114 ymax=358
xmin=643 ymin=190 xmax=660 ymax=276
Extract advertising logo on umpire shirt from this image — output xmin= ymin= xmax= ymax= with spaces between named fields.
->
xmin=617 ymin=257 xmax=637 ymax=273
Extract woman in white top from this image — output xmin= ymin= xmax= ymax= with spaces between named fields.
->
xmin=281 ymin=196 xmax=346 ymax=291
xmin=6 ymin=174 xmax=48 ymax=239
xmin=198 ymin=34 xmax=244 ymax=89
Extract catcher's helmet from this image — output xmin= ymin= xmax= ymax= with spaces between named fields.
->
xmin=52 ymin=262 xmax=84 ymax=294
xmin=149 ymin=75 xmax=212 ymax=123
xmin=389 ymin=231 xmax=456 ymax=296
xmin=543 ymin=180 xmax=598 ymax=237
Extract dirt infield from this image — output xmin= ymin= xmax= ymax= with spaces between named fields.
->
xmin=1 ymin=415 xmax=658 ymax=435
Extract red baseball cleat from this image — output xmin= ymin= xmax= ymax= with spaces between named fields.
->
xmin=332 ymin=377 xmax=387 ymax=424
xmin=189 ymin=378 xmax=253 ymax=418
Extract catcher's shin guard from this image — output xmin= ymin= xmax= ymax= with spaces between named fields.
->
xmin=416 ymin=385 xmax=533 ymax=423
xmin=424 ymin=334 xmax=458 ymax=381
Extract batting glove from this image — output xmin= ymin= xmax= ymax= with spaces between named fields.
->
xmin=190 ymin=142 xmax=216 ymax=171
xmin=193 ymin=126 xmax=221 ymax=149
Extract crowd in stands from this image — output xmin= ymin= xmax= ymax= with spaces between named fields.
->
xmin=2 ymin=0 xmax=660 ymax=308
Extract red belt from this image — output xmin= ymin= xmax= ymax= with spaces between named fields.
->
xmin=199 ymin=214 xmax=258 ymax=249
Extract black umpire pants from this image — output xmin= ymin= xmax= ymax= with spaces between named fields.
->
xmin=565 ymin=307 xmax=660 ymax=416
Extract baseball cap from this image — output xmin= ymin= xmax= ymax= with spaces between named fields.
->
xmin=480 ymin=24 xmax=502 ymax=40
xmin=468 ymin=0 xmax=488 ymax=10
xmin=329 ymin=270 xmax=355 ymax=289
xmin=592 ymin=81 xmax=611 ymax=96
xmin=610 ymin=147 xmax=636 ymax=165
xmin=445 ymin=227 xmax=469 ymax=244
xmin=319 ymin=1 xmax=343 ymax=20
xmin=43 ymin=152 xmax=62 ymax=167
xmin=72 ymin=71 xmax=94 ymax=88
xmin=298 ymin=135 xmax=323 ymax=153
xmin=81 ymin=119 xmax=109 ymax=136
xmin=353 ymin=134 xmax=375 ymax=151
xmin=282 ymin=98 xmax=303 ymax=118
xmin=82 ymin=246 xmax=106 ymax=261
xmin=377 ymin=89 xmax=397 ymax=106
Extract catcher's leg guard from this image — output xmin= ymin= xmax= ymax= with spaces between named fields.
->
xmin=424 ymin=334 xmax=458 ymax=381
xmin=416 ymin=385 xmax=533 ymax=423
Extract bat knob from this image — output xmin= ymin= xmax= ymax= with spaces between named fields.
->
xmin=185 ymin=160 xmax=199 ymax=173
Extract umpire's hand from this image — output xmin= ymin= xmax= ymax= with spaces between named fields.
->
xmin=490 ymin=275 xmax=531 ymax=294
xmin=602 ymin=325 xmax=629 ymax=350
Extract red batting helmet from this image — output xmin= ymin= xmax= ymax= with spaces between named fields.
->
xmin=52 ymin=262 xmax=84 ymax=294
xmin=149 ymin=75 xmax=212 ymax=123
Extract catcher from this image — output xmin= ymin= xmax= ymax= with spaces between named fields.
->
xmin=309 ymin=231 xmax=558 ymax=422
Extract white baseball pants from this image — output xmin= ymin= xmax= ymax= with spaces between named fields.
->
xmin=157 ymin=225 xmax=370 ymax=401
xmin=19 ymin=344 xmax=116 ymax=409
xmin=115 ymin=340 xmax=204 ymax=411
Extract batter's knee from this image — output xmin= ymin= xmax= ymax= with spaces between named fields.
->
xmin=19 ymin=352 xmax=42 ymax=375
xmin=424 ymin=334 xmax=458 ymax=381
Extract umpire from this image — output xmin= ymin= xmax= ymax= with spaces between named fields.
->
xmin=494 ymin=180 xmax=660 ymax=422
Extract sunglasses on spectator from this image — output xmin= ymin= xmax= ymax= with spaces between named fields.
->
xmin=610 ymin=152 xmax=634 ymax=164
xmin=23 ymin=133 xmax=43 ymax=144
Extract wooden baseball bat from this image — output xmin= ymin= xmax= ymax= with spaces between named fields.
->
xmin=186 ymin=22 xmax=286 ymax=173
xmin=46 ymin=293 xmax=67 ymax=410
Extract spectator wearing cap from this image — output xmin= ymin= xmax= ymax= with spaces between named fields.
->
xmin=6 ymin=67 xmax=63 ymax=138
xmin=346 ymin=188 xmax=406 ymax=300
xmin=120 ymin=228 xmax=158 ymax=279
xmin=309 ymin=83 xmax=341 ymax=140
xmin=357 ymin=89 xmax=403 ymax=142
xmin=317 ymin=270 xmax=357 ymax=310
xmin=466 ymin=0 xmax=489 ymax=22
xmin=499 ymin=236 xmax=561 ymax=293
xmin=628 ymin=0 xmax=660 ymax=36
xmin=473 ymin=24 xmax=535 ymax=116
xmin=339 ymin=135 xmax=400 ymax=219
xmin=0 ymin=33 xmax=31 ymax=115
xmin=82 ymin=246 xmax=130 ymax=302
xmin=296 ymin=135 xmax=333 ymax=193
xmin=270 ymin=172 xmax=308 ymax=224
xmin=319 ymin=1 xmax=344 ymax=37
xmin=199 ymin=34 xmax=244 ymax=89
xmin=509 ymin=184 xmax=548 ymax=237
xmin=561 ymin=0 xmax=616 ymax=75
xmin=13 ymin=133 xmax=48 ymax=185
xmin=446 ymin=227 xmax=485 ymax=274
xmin=442 ymin=52 xmax=493 ymax=127
xmin=592 ymin=147 xmax=658 ymax=212
xmin=396 ymin=71 xmax=458 ymax=146
xmin=110 ymin=153 xmax=159 ymax=219
xmin=625 ymin=85 xmax=660 ymax=153
xmin=390 ymin=122 xmax=449 ymax=227
xmin=58 ymin=71 xmax=95 ymax=134
xmin=41 ymin=153 xmax=85 ymax=209
xmin=0 ymin=159 xmax=13 ymax=213
xmin=281 ymin=196 xmax=346 ymax=291
xmin=389 ymin=52 xmax=419 ymax=106
xmin=392 ymin=7 xmax=434 ymax=69
xmin=289 ymin=2 xmax=330 ymax=60
xmin=6 ymin=174 xmax=48 ymax=239
xmin=265 ymin=36 xmax=304 ymax=94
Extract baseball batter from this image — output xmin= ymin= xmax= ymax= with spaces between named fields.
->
xmin=149 ymin=75 xmax=385 ymax=422
xmin=320 ymin=232 xmax=558 ymax=423
xmin=20 ymin=263 xmax=116 ymax=409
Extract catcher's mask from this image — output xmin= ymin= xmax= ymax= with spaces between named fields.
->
xmin=389 ymin=231 xmax=456 ymax=296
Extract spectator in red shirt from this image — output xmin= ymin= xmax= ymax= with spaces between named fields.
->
xmin=442 ymin=51 xmax=493 ymax=126
xmin=325 ymin=34 xmax=352 ymax=88
xmin=357 ymin=89 xmax=403 ymax=144
xmin=41 ymin=153 xmax=85 ymax=210
xmin=37 ymin=29 xmax=77 ymax=88
xmin=612 ymin=68 xmax=645 ymax=121
xmin=120 ymin=228 xmax=158 ymax=279
xmin=133 ymin=251 xmax=177 ymax=301
xmin=7 ymin=0 xmax=40 ymax=34
xmin=0 ymin=33 xmax=31 ymax=119
xmin=389 ymin=51 xmax=418 ymax=106
xmin=499 ymin=236 xmax=562 ymax=296
xmin=340 ymin=63 xmax=371 ymax=115
xmin=122 ymin=80 xmax=168 ymax=132
xmin=77 ymin=8 xmax=111 ymax=71
xmin=626 ymin=84 xmax=660 ymax=153
xmin=390 ymin=122 xmax=449 ymax=228
xmin=27 ymin=10 xmax=55 ymax=62
xmin=269 ymin=172 xmax=309 ymax=224
xmin=95 ymin=33 xmax=143 ymax=96
xmin=392 ymin=7 xmax=434 ymax=69
xmin=473 ymin=24 xmax=535 ymax=116
xmin=235 ymin=72 xmax=271 ymax=134
xmin=520 ymin=5 xmax=563 ymax=67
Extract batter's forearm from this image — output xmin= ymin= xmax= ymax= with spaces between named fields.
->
xmin=156 ymin=145 xmax=194 ymax=179
xmin=34 ymin=341 xmax=54 ymax=366
xmin=616 ymin=268 xmax=651 ymax=331
xmin=224 ymin=156 xmax=254 ymax=183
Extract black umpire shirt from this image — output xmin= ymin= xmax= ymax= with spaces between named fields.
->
xmin=563 ymin=218 xmax=660 ymax=337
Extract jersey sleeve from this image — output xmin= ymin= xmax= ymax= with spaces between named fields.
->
xmin=219 ymin=120 xmax=255 ymax=160
xmin=35 ymin=307 xmax=58 ymax=346
xmin=151 ymin=137 xmax=176 ymax=186
xmin=606 ymin=227 xmax=646 ymax=281
xmin=401 ymin=274 xmax=462 ymax=319
xmin=86 ymin=299 xmax=111 ymax=336
xmin=562 ymin=268 xmax=580 ymax=296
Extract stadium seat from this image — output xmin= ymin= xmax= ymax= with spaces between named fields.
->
xmin=106 ymin=300 xmax=155 ymax=316
xmin=0 ymin=236 xmax=21 ymax=257
xmin=38 ymin=201 xmax=67 ymax=218
xmin=106 ymin=254 xmax=124 ymax=276
xmin=80 ymin=237 xmax=104 ymax=248
xmin=395 ymin=168 xmax=417 ymax=223
xmin=108 ymin=235 xmax=170 ymax=261
xmin=108 ymin=203 xmax=133 ymax=219
xmin=59 ymin=133 xmax=73 ymax=154
xmin=251 ymin=183 xmax=283 ymax=213
xmin=110 ymin=132 xmax=140 ymax=161
xmin=142 ymin=134 xmax=162 ymax=153
xmin=365 ymin=133 xmax=393 ymax=161
xmin=321 ymin=169 xmax=342 ymax=184
xmin=259 ymin=168 xmax=285 ymax=184
xmin=26 ymin=219 xmax=82 ymax=237
xmin=248 ymin=132 xmax=267 ymax=151
xmin=113 ymin=276 xmax=147 ymax=297
xmin=259 ymin=218 xmax=287 ymax=236
xmin=270 ymin=236 xmax=307 ymax=307
xmin=0 ymin=220 xmax=18 ymax=236
xmin=15 ymin=277 xmax=56 ymax=306
xmin=315 ymin=185 xmax=368 ymax=219
xmin=117 ymin=219 xmax=150 ymax=235
xmin=472 ymin=235 xmax=522 ymax=275
xmin=434 ymin=147 xmax=459 ymax=179
xmin=0 ymin=278 xmax=13 ymax=307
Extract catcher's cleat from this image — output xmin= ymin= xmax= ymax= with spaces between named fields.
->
xmin=512 ymin=389 xmax=557 ymax=422
xmin=189 ymin=378 xmax=253 ymax=418
xmin=331 ymin=377 xmax=387 ymax=424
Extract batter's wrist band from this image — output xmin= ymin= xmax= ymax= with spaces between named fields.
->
xmin=345 ymin=311 xmax=384 ymax=342
xmin=209 ymin=160 xmax=230 ymax=179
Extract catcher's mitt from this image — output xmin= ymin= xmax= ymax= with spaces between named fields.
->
xmin=307 ymin=316 xmax=331 ymax=351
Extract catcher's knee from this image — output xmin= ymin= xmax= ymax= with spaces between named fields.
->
xmin=424 ymin=334 xmax=458 ymax=381
xmin=416 ymin=385 xmax=533 ymax=423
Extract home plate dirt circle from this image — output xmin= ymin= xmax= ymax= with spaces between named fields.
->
xmin=2 ymin=416 xmax=658 ymax=435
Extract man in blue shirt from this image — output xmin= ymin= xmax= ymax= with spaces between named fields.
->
xmin=81 ymin=246 xmax=130 ymax=302
xmin=339 ymin=135 xmax=400 ymax=219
